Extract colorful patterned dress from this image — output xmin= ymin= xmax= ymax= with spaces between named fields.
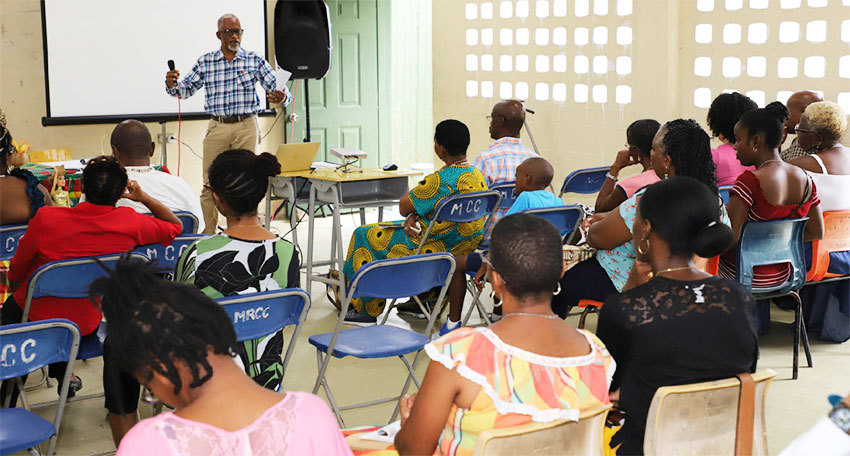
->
xmin=176 ymin=235 xmax=299 ymax=391
xmin=424 ymin=327 xmax=615 ymax=456
xmin=343 ymin=165 xmax=488 ymax=316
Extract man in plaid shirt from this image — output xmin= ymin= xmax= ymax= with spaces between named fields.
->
xmin=781 ymin=90 xmax=822 ymax=162
xmin=472 ymin=100 xmax=539 ymax=241
xmin=165 ymin=14 xmax=291 ymax=234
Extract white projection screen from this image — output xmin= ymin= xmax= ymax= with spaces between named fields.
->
xmin=40 ymin=0 xmax=269 ymax=125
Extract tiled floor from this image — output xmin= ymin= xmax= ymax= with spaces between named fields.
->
xmin=12 ymin=207 xmax=850 ymax=455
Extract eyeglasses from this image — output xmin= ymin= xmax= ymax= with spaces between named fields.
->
xmin=203 ymin=181 xmax=212 ymax=190
xmin=794 ymin=123 xmax=816 ymax=135
xmin=219 ymin=28 xmax=243 ymax=36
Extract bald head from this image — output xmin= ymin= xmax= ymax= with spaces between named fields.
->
xmin=489 ymin=100 xmax=526 ymax=139
xmin=785 ymin=90 xmax=824 ymax=136
xmin=515 ymin=157 xmax=554 ymax=193
xmin=111 ymin=120 xmax=154 ymax=166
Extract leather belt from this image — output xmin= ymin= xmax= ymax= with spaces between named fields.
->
xmin=211 ymin=114 xmax=254 ymax=124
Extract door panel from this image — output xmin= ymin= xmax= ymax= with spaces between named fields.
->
xmin=289 ymin=0 xmax=380 ymax=168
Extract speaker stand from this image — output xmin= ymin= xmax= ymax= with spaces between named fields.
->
xmin=303 ymin=79 xmax=311 ymax=143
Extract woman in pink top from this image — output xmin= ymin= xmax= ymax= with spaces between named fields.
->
xmin=707 ymin=92 xmax=758 ymax=186
xmin=595 ymin=119 xmax=662 ymax=213
xmin=91 ymin=258 xmax=352 ymax=456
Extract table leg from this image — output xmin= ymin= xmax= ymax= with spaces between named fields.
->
xmin=378 ymin=207 xmax=384 ymax=223
xmin=359 ymin=208 xmax=366 ymax=225
xmin=306 ymin=184 xmax=317 ymax=294
xmin=331 ymin=186 xmax=347 ymax=306
xmin=264 ymin=183 xmax=272 ymax=229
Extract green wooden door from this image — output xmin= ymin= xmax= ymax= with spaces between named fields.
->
xmin=289 ymin=0 xmax=381 ymax=168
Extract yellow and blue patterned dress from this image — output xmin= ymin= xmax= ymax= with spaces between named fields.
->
xmin=343 ymin=164 xmax=488 ymax=316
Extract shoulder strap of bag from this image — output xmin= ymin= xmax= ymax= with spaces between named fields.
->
xmin=735 ymin=372 xmax=755 ymax=456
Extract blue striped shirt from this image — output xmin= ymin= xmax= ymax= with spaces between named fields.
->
xmin=165 ymin=48 xmax=290 ymax=116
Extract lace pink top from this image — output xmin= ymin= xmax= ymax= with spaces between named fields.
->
xmin=116 ymin=391 xmax=352 ymax=456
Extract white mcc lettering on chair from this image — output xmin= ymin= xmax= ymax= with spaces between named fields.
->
xmin=0 ymin=338 xmax=38 ymax=367
xmin=164 ymin=245 xmax=176 ymax=260
xmin=21 ymin=339 xmax=36 ymax=363
xmin=0 ymin=344 xmax=16 ymax=367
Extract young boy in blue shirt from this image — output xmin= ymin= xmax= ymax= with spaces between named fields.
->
xmin=440 ymin=157 xmax=565 ymax=335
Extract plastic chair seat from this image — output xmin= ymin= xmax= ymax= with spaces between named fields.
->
xmin=0 ymin=406 xmax=56 ymax=455
xmin=309 ymin=325 xmax=429 ymax=359
xmin=77 ymin=322 xmax=105 ymax=360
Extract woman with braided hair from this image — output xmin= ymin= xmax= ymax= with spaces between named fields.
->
xmin=91 ymin=258 xmax=351 ymax=456
xmin=552 ymin=119 xmax=727 ymax=318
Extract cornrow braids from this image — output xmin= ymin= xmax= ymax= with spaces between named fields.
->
xmin=661 ymin=119 xmax=718 ymax=195
xmin=90 ymin=256 xmax=238 ymax=395
xmin=208 ymin=149 xmax=281 ymax=216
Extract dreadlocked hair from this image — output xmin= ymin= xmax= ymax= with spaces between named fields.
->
xmin=661 ymin=119 xmax=718 ymax=195
xmin=82 ymin=155 xmax=128 ymax=206
xmin=208 ymin=149 xmax=281 ymax=216
xmin=89 ymin=256 xmax=238 ymax=395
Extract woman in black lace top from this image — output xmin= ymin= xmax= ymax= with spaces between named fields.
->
xmin=596 ymin=176 xmax=758 ymax=455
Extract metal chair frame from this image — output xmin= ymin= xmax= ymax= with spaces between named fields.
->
xmin=310 ymin=253 xmax=456 ymax=427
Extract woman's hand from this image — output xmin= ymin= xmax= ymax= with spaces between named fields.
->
xmin=400 ymin=393 xmax=417 ymax=426
xmin=473 ymin=265 xmax=487 ymax=289
xmin=123 ymin=180 xmax=148 ymax=202
xmin=404 ymin=214 xmax=421 ymax=238
xmin=582 ymin=212 xmax=606 ymax=231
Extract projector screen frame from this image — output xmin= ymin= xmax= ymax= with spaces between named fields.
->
xmin=38 ymin=0 xmax=276 ymax=127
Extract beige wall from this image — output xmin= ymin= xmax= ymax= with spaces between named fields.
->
xmin=1 ymin=0 xmax=285 ymax=195
xmin=433 ymin=0 xmax=849 ymax=190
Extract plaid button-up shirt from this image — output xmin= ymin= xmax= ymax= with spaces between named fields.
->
xmin=781 ymin=137 xmax=809 ymax=162
xmin=472 ymin=137 xmax=539 ymax=241
xmin=166 ymin=48 xmax=290 ymax=116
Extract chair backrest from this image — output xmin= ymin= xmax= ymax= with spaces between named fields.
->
xmin=417 ymin=191 xmax=501 ymax=254
xmin=23 ymin=253 xmax=149 ymax=321
xmin=174 ymin=211 xmax=200 ymax=234
xmin=0 ymin=319 xmax=80 ymax=381
xmin=134 ymin=234 xmax=208 ymax=273
xmin=0 ymin=224 xmax=27 ymax=261
xmin=473 ymin=404 xmax=611 ymax=456
xmin=28 ymin=148 xmax=71 ymax=163
xmin=558 ymin=166 xmax=609 ymax=197
xmin=644 ymin=370 xmax=776 ymax=456
xmin=736 ymin=218 xmax=808 ymax=294
xmin=808 ymin=210 xmax=850 ymax=282
xmin=718 ymin=185 xmax=733 ymax=206
xmin=217 ymin=288 xmax=311 ymax=342
xmin=521 ymin=205 xmax=584 ymax=237
xmin=489 ymin=181 xmax=518 ymax=209
xmin=349 ymin=253 xmax=456 ymax=301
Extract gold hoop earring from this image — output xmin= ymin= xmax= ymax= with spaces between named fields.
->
xmin=637 ymin=237 xmax=651 ymax=255
xmin=489 ymin=290 xmax=502 ymax=308
xmin=663 ymin=167 xmax=669 ymax=179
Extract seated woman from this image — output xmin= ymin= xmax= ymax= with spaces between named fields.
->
xmin=707 ymin=92 xmax=758 ymax=186
xmin=90 ymin=259 xmax=351 ymax=456
xmin=719 ymin=102 xmax=824 ymax=287
xmin=595 ymin=119 xmax=661 ymax=213
xmin=1 ymin=156 xmax=181 ymax=404
xmin=552 ymin=119 xmax=724 ymax=318
xmin=0 ymin=114 xmax=52 ymax=224
xmin=176 ymin=149 xmax=299 ymax=390
xmin=597 ymin=176 xmax=758 ymax=456
xmin=789 ymin=101 xmax=850 ymax=342
xmin=338 ymin=119 xmax=488 ymax=324
xmin=393 ymin=214 xmax=615 ymax=456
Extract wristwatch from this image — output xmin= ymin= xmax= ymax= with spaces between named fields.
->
xmin=605 ymin=171 xmax=618 ymax=182
xmin=829 ymin=400 xmax=850 ymax=435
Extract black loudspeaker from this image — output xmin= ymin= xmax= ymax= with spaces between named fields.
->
xmin=274 ymin=0 xmax=332 ymax=79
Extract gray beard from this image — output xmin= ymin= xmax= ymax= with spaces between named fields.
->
xmin=227 ymin=43 xmax=239 ymax=52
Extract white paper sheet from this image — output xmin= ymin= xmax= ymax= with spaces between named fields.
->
xmin=358 ymin=420 xmax=401 ymax=443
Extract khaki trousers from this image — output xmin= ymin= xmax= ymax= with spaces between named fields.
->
xmin=201 ymin=116 xmax=258 ymax=234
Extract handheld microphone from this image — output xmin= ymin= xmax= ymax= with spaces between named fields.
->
xmin=525 ymin=108 xmax=535 ymax=114
xmin=167 ymin=60 xmax=175 ymax=71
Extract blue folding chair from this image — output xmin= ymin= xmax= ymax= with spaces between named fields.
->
xmin=558 ymin=166 xmax=610 ymax=198
xmin=478 ymin=183 xmax=515 ymax=251
xmin=718 ymin=185 xmax=733 ymax=206
xmin=0 ymin=224 xmax=27 ymax=261
xmin=217 ymin=288 xmax=311 ymax=387
xmin=414 ymin=190 xmax=501 ymax=256
xmin=0 ymin=319 xmax=80 ymax=456
xmin=461 ymin=205 xmax=586 ymax=326
xmin=309 ymin=253 xmax=456 ymax=426
xmin=134 ymin=234 xmax=208 ymax=275
xmin=21 ymin=253 xmax=148 ymax=404
xmin=144 ymin=211 xmax=199 ymax=235
xmin=736 ymin=218 xmax=812 ymax=380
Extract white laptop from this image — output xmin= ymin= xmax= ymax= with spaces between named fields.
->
xmin=275 ymin=142 xmax=321 ymax=173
